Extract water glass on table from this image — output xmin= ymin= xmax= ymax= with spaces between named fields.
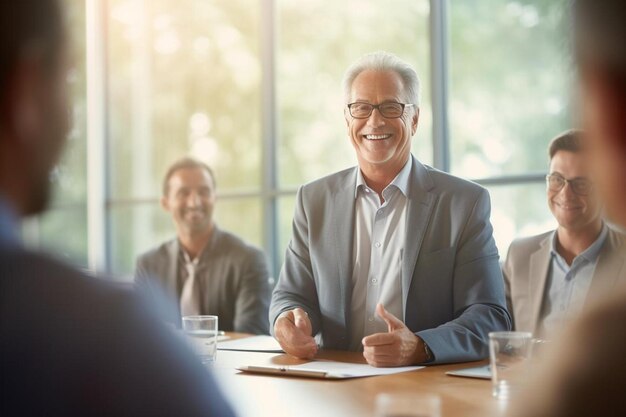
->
xmin=489 ymin=331 xmax=533 ymax=399
xmin=182 ymin=315 xmax=219 ymax=365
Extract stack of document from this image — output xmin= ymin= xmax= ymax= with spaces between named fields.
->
xmin=238 ymin=360 xmax=423 ymax=379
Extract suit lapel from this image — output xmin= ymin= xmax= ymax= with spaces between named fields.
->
xmin=332 ymin=168 xmax=357 ymax=335
xmin=586 ymin=229 xmax=626 ymax=308
xmin=528 ymin=235 xmax=552 ymax=334
xmin=402 ymin=158 xmax=436 ymax=318
xmin=166 ymin=239 xmax=181 ymax=297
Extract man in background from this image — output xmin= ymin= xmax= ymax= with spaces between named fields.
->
xmin=0 ymin=1 xmax=234 ymax=415
xmin=270 ymin=51 xmax=510 ymax=367
xmin=515 ymin=1 xmax=626 ymax=416
xmin=136 ymin=157 xmax=270 ymax=334
xmin=504 ymin=130 xmax=624 ymax=339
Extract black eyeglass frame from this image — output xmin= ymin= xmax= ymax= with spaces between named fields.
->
xmin=346 ymin=101 xmax=415 ymax=119
xmin=545 ymin=173 xmax=593 ymax=196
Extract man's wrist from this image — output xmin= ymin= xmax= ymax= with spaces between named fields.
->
xmin=413 ymin=336 xmax=433 ymax=364
xmin=422 ymin=341 xmax=434 ymax=363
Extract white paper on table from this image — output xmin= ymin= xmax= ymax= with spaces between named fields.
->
xmin=217 ymin=335 xmax=284 ymax=353
xmin=446 ymin=365 xmax=491 ymax=380
xmin=237 ymin=359 xmax=424 ymax=379
xmin=295 ymin=360 xmax=424 ymax=378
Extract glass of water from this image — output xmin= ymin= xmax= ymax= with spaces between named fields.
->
xmin=182 ymin=315 xmax=219 ymax=365
xmin=489 ymin=331 xmax=533 ymax=399
xmin=375 ymin=393 xmax=441 ymax=417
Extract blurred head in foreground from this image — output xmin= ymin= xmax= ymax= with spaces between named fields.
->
xmin=513 ymin=1 xmax=626 ymax=416
xmin=0 ymin=0 xmax=70 ymax=216
xmin=0 ymin=1 xmax=234 ymax=416
xmin=574 ymin=0 xmax=626 ymax=227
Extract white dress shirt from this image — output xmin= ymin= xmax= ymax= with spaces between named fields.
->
xmin=539 ymin=224 xmax=608 ymax=338
xmin=348 ymin=158 xmax=412 ymax=351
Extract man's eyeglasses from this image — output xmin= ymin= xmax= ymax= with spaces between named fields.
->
xmin=347 ymin=102 xmax=415 ymax=119
xmin=546 ymin=173 xmax=593 ymax=196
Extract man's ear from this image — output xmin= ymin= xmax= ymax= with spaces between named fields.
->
xmin=411 ymin=108 xmax=420 ymax=136
xmin=4 ymin=57 xmax=45 ymax=144
xmin=160 ymin=196 xmax=170 ymax=212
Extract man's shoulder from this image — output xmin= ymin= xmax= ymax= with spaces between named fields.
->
xmin=420 ymin=164 xmax=486 ymax=196
xmin=508 ymin=231 xmax=553 ymax=258
xmin=607 ymin=225 xmax=626 ymax=249
xmin=0 ymin=247 xmax=138 ymax=316
xmin=0 ymin=247 xmax=236 ymax=417
xmin=213 ymin=228 xmax=266 ymax=261
xmin=137 ymin=238 xmax=177 ymax=267
xmin=300 ymin=166 xmax=356 ymax=194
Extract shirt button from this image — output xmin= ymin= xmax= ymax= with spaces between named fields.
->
xmin=365 ymin=189 xmax=370 ymax=193
xmin=368 ymin=317 xmax=374 ymax=322
xmin=375 ymin=242 xmax=381 ymax=248
xmin=371 ymin=278 xmax=378 ymax=284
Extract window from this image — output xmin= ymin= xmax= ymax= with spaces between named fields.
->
xmin=107 ymin=0 xmax=263 ymax=273
xmin=449 ymin=0 xmax=571 ymax=252
xmin=34 ymin=0 xmax=572 ymax=277
xmin=25 ymin=0 xmax=88 ymax=268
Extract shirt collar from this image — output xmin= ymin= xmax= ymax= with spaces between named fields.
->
xmin=177 ymin=225 xmax=219 ymax=265
xmin=354 ymin=157 xmax=413 ymax=199
xmin=0 ymin=194 xmax=20 ymax=248
xmin=550 ymin=223 xmax=609 ymax=265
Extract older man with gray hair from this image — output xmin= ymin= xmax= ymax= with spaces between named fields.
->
xmin=270 ymin=51 xmax=511 ymax=366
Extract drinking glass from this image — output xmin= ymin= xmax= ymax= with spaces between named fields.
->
xmin=489 ymin=331 xmax=533 ymax=399
xmin=182 ymin=315 xmax=219 ymax=365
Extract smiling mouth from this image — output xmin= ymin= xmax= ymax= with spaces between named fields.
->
xmin=363 ymin=134 xmax=392 ymax=140
xmin=184 ymin=209 xmax=206 ymax=217
xmin=555 ymin=202 xmax=582 ymax=210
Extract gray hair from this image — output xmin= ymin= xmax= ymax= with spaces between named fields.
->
xmin=341 ymin=51 xmax=421 ymax=106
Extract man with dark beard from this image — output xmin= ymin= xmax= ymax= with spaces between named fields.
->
xmin=0 ymin=2 xmax=235 ymax=416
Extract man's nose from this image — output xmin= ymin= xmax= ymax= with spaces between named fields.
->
xmin=187 ymin=192 xmax=202 ymax=206
xmin=366 ymin=108 xmax=386 ymax=128
xmin=559 ymin=181 xmax=576 ymax=198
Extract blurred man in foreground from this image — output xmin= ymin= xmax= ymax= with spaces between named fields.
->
xmin=136 ymin=157 xmax=270 ymax=334
xmin=0 ymin=1 xmax=234 ymax=415
xmin=504 ymin=130 xmax=625 ymax=339
xmin=270 ymin=51 xmax=510 ymax=367
xmin=514 ymin=1 xmax=626 ymax=416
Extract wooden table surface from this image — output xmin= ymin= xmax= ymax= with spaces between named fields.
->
xmin=211 ymin=334 xmax=511 ymax=417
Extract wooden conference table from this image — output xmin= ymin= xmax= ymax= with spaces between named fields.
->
xmin=211 ymin=333 xmax=510 ymax=417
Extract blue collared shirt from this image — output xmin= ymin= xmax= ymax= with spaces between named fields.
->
xmin=0 ymin=194 xmax=20 ymax=249
xmin=539 ymin=224 xmax=609 ymax=338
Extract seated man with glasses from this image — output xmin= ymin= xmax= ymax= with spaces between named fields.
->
xmin=503 ymin=130 xmax=625 ymax=340
xmin=270 ymin=51 xmax=511 ymax=367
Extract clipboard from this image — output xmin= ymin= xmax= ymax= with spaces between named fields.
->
xmin=237 ymin=365 xmax=344 ymax=379
xmin=237 ymin=360 xmax=424 ymax=380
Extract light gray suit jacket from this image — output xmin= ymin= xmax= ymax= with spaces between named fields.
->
xmin=270 ymin=156 xmax=511 ymax=364
xmin=135 ymin=226 xmax=271 ymax=334
xmin=503 ymin=227 xmax=626 ymax=335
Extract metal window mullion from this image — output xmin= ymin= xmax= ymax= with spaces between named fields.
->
xmin=261 ymin=0 xmax=280 ymax=280
xmin=472 ymin=174 xmax=547 ymax=187
xmin=430 ymin=0 xmax=451 ymax=172
xmin=86 ymin=0 xmax=107 ymax=274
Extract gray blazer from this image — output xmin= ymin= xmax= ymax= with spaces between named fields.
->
xmin=503 ymin=227 xmax=626 ymax=334
xmin=136 ymin=226 xmax=271 ymax=334
xmin=270 ymin=155 xmax=511 ymax=364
